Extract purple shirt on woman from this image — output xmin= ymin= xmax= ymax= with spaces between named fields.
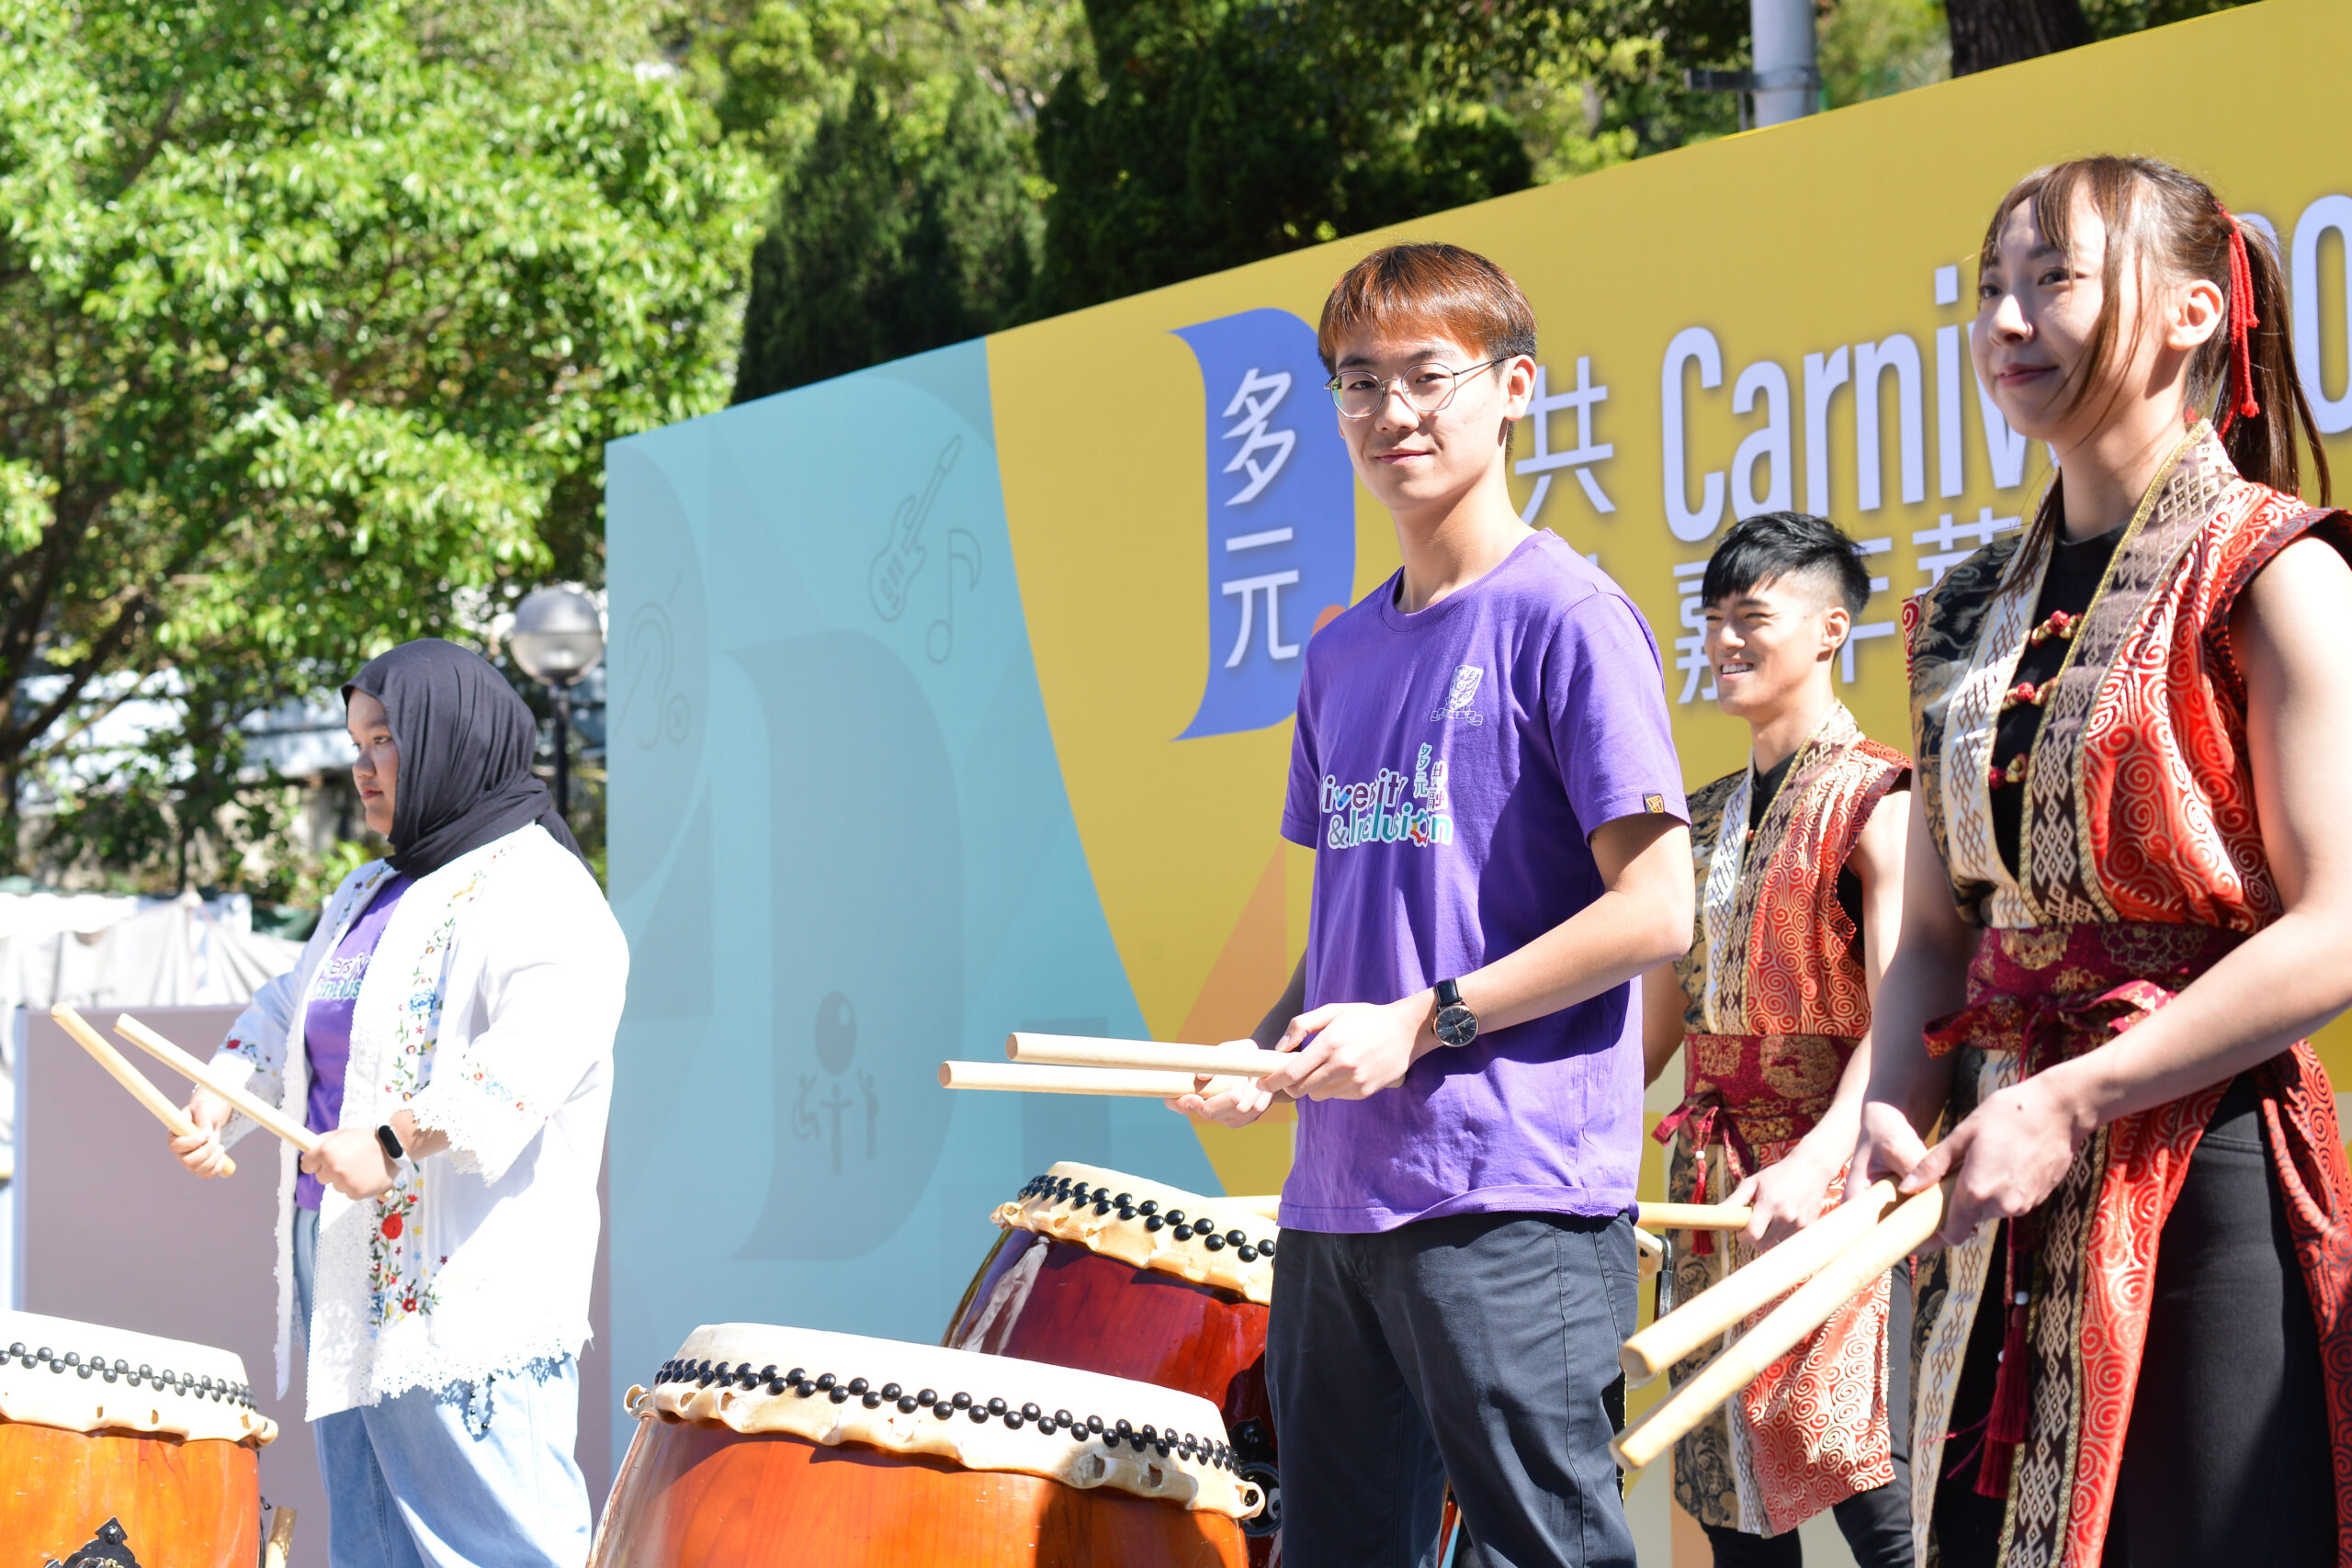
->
xmin=1277 ymin=531 xmax=1686 ymax=1232
xmin=296 ymin=873 xmax=413 ymax=1210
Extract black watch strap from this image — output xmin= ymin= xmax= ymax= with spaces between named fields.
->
xmin=375 ymin=1123 xmax=407 ymax=1164
xmin=1431 ymin=977 xmax=1478 ymax=1047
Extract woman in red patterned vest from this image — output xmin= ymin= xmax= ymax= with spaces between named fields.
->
xmin=1852 ymin=155 xmax=2352 ymax=1568
xmin=1645 ymin=511 xmax=1913 ymax=1564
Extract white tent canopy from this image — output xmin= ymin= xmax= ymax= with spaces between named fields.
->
xmin=0 ymin=890 xmax=303 ymax=1164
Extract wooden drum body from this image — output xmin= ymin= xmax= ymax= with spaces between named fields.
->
xmin=590 ymin=1325 xmax=1261 ymax=1568
xmin=945 ymin=1164 xmax=1282 ymax=1559
xmin=0 ymin=1311 xmax=276 ymax=1568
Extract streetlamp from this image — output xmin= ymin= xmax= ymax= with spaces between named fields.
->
xmin=508 ymin=586 xmax=605 ymax=822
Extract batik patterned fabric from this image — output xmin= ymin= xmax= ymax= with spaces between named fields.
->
xmin=1660 ymin=702 xmax=1908 ymax=1537
xmin=1903 ymin=424 xmax=2352 ymax=1568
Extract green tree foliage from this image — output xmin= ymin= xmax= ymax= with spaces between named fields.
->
xmin=724 ymin=0 xmax=1755 ymax=387
xmin=0 ymin=0 xmax=761 ymax=886
xmin=1820 ymin=0 xmax=1950 ymax=108
xmin=1032 ymin=0 xmax=1524 ymax=314
xmin=2081 ymin=0 xmax=2250 ymax=35
xmin=684 ymin=0 xmax=1086 ymax=164
xmin=734 ymin=73 xmax=1042 ymax=398
xmin=1031 ymin=0 xmax=1762 ymax=315
xmin=692 ymin=0 xmax=1083 ymax=400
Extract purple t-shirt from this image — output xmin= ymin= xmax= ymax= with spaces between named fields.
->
xmin=1277 ymin=530 xmax=1687 ymax=1232
xmin=296 ymin=873 xmax=413 ymax=1210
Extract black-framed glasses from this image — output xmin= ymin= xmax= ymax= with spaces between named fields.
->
xmin=1325 ymin=357 xmax=1509 ymax=420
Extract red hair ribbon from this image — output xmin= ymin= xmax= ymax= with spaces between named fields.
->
xmin=2215 ymin=202 xmax=2261 ymax=435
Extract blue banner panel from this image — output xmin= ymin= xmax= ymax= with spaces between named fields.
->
xmin=1172 ymin=308 xmax=1355 ymax=739
xmin=603 ymin=342 xmax=1220 ymax=1475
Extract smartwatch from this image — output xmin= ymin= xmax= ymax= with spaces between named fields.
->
xmin=374 ymin=1122 xmax=408 ymax=1166
xmin=1431 ymin=978 xmax=1479 ymax=1048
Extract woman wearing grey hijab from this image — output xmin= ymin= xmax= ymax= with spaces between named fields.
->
xmin=175 ymin=638 xmax=626 ymax=1568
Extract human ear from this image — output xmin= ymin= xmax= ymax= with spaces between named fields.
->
xmin=1500 ymin=355 xmax=1538 ymax=419
xmin=1821 ymin=604 xmax=1852 ymax=658
xmin=2166 ymin=275 xmax=2225 ymax=354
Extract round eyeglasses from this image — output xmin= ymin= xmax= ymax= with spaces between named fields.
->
xmin=1325 ymin=357 xmax=1510 ymax=420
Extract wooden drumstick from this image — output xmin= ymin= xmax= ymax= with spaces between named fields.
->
xmin=1634 ymin=1224 xmax=1665 ymax=1283
xmin=1006 ymin=1032 xmax=1283 ymax=1078
xmin=1635 ymin=1201 xmax=1756 ymax=1232
xmin=1619 ymin=1179 xmax=1898 ymax=1385
xmin=263 ymin=1504 xmax=297 ymax=1568
xmin=1612 ymin=1181 xmax=1950 ymax=1472
xmin=941 ymin=1061 xmax=1237 ymax=1099
xmin=113 ymin=1012 xmax=321 ymax=1155
xmin=49 ymin=1005 xmax=236 ymax=1178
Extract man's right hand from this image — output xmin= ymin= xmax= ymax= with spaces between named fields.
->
xmin=1165 ymin=1041 xmax=1285 ymax=1128
xmin=171 ymin=1087 xmax=235 ymax=1179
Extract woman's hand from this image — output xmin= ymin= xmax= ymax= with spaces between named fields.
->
xmin=170 ymin=1088 xmax=235 ymax=1179
xmin=1256 ymin=993 xmax=1435 ymax=1101
xmin=1892 ymin=1073 xmax=2093 ymax=1249
xmin=300 ymin=1126 xmax=400 ymax=1201
xmin=1166 ymin=1046 xmax=1284 ymax=1128
xmin=1727 ymin=1134 xmax=1845 ymax=1249
xmin=1847 ymin=1100 xmax=1932 ymax=1207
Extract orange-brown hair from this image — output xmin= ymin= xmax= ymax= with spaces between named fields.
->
xmin=1316 ymin=243 xmax=1538 ymax=373
xmin=1980 ymin=155 xmax=2330 ymax=502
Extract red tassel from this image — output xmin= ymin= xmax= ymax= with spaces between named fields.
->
xmin=1974 ymin=1222 xmax=2034 ymax=1498
xmin=2214 ymin=202 xmax=2262 ymax=436
xmin=1975 ymin=1432 xmax=2015 ymax=1499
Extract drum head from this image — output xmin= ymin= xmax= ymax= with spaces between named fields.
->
xmin=991 ymin=1163 xmax=1277 ymax=1305
xmin=0 ymin=1311 xmax=274 ymax=1446
xmin=628 ymin=1324 xmax=1263 ymax=1521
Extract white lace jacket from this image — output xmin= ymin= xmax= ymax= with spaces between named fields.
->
xmin=208 ymin=824 xmax=626 ymax=1419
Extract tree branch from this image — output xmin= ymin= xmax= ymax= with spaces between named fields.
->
xmin=115 ymin=83 xmax=189 ymax=195
xmin=0 ymin=483 xmax=119 ymax=692
xmin=1 ymin=584 xmax=152 ymax=762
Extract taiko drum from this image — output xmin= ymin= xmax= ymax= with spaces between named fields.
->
xmin=945 ymin=1163 xmax=1283 ymax=1561
xmin=0 ymin=1310 xmax=276 ymax=1568
xmin=589 ymin=1323 xmax=1261 ymax=1568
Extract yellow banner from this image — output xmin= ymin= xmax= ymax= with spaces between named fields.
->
xmin=988 ymin=0 xmax=2352 ymax=1189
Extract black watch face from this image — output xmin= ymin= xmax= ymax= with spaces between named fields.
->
xmin=1434 ymin=1005 xmax=1478 ymax=1048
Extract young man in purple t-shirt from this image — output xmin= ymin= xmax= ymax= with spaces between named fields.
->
xmin=1174 ymin=243 xmax=1692 ymax=1567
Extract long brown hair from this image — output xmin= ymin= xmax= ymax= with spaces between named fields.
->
xmin=1979 ymin=155 xmax=2331 ymax=502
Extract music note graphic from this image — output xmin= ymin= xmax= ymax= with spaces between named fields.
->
xmin=868 ymin=436 xmax=963 ymax=624
xmin=928 ymin=528 xmax=981 ymax=664
xmin=619 ymin=579 xmax=691 ymax=751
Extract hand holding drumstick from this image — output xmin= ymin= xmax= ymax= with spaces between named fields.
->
xmin=170 ymin=1087 xmax=237 ymax=1179
xmin=172 ymin=1089 xmax=453 ymax=1198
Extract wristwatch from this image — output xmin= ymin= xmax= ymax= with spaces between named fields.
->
xmin=1431 ymin=978 xmax=1479 ymax=1048
xmin=375 ymin=1122 xmax=408 ymax=1166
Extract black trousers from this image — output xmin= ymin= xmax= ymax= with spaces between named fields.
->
xmin=1266 ymin=1211 xmax=1639 ymax=1568
xmin=1933 ymin=1075 xmax=2334 ymax=1568
xmin=1701 ymin=1266 xmax=1916 ymax=1567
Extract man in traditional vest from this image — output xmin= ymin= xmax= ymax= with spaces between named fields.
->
xmin=1644 ymin=510 xmax=1914 ymax=1567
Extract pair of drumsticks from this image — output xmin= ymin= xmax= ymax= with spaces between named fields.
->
xmin=947 ymin=1032 xmax=1941 ymax=1469
xmin=1611 ymin=1177 xmax=1951 ymax=1470
xmin=942 ymin=1032 xmax=1750 ymax=1223
xmin=942 ymin=1032 xmax=1764 ymax=1271
xmin=48 ymin=1005 xmax=322 ymax=1174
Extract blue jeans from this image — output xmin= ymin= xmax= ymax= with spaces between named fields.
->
xmin=294 ymin=1208 xmax=594 ymax=1568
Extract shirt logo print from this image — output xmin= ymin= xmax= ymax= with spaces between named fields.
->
xmin=313 ymin=952 xmax=371 ymax=1003
xmin=1430 ymin=664 xmax=1486 ymax=725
